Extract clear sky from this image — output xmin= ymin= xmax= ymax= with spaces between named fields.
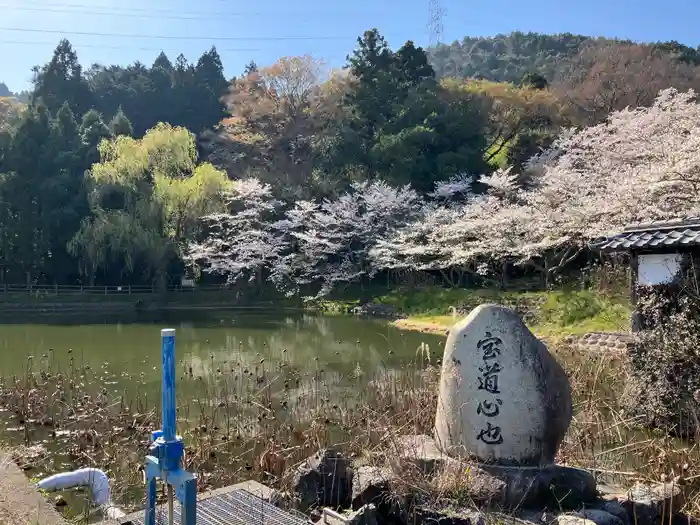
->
xmin=1 ymin=0 xmax=698 ymax=92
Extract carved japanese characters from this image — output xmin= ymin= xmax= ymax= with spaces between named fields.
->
xmin=434 ymin=304 xmax=572 ymax=466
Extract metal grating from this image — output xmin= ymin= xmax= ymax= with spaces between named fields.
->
xmin=123 ymin=489 xmax=309 ymax=525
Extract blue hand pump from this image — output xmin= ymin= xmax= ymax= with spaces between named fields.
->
xmin=144 ymin=329 xmax=197 ymax=525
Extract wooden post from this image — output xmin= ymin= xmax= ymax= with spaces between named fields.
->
xmin=630 ymin=252 xmax=641 ymax=332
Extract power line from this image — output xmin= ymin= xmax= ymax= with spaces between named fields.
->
xmin=1 ymin=3 xmax=388 ymax=20
xmin=0 ymin=39 xmax=263 ymax=53
xmin=0 ymin=27 xmax=350 ymax=41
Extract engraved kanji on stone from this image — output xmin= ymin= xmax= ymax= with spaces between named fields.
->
xmin=477 ymin=398 xmax=502 ymax=417
xmin=477 ymin=332 xmax=503 ymax=360
xmin=477 ymin=361 xmax=502 ymax=394
xmin=476 ymin=422 xmax=504 ymax=445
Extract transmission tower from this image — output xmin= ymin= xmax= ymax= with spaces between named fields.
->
xmin=428 ymin=0 xmax=445 ymax=46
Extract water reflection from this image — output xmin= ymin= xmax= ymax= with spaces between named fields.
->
xmin=0 ymin=310 xmax=442 ymax=408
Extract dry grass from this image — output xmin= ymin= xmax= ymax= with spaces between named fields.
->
xmin=1 ymin=340 xmax=700 ymax=521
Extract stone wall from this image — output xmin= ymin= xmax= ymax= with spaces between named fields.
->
xmin=563 ymin=332 xmax=633 ymax=356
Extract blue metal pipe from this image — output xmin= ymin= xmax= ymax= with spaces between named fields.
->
xmin=161 ymin=328 xmax=176 ymax=442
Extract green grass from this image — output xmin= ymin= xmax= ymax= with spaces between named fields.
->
xmin=329 ymin=285 xmax=631 ymax=338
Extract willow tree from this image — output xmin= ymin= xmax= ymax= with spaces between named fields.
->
xmin=69 ymin=123 xmax=232 ymax=288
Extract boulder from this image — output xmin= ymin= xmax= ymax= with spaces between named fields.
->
xmin=393 ymin=434 xmax=596 ymax=510
xmin=434 ymin=304 xmax=572 ymax=466
xmin=290 ymin=449 xmax=353 ymax=510
xmin=351 ymin=466 xmax=394 ymax=510
xmin=556 ymin=517 xmax=598 ymax=525
xmin=621 ymin=482 xmax=684 ymax=525
xmin=565 ymin=509 xmax=625 ymax=525
xmin=436 ymin=461 xmax=596 ymax=510
xmin=391 ymin=434 xmax=450 ymax=475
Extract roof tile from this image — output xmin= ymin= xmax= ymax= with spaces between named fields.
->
xmin=593 ymin=217 xmax=700 ymax=252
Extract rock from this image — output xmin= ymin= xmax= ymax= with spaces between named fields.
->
xmin=392 ymin=434 xmax=450 ymax=475
xmin=482 ymin=464 xmax=596 ymax=509
xmin=346 ymin=504 xmax=381 ymax=525
xmin=320 ymin=504 xmax=380 ymax=525
xmin=594 ymin=501 xmax=629 ymax=525
xmin=291 ymin=449 xmax=353 ymax=510
xmin=621 ymin=482 xmax=684 ymax=524
xmin=556 ymin=516 xmax=596 ymax=525
xmin=573 ymin=509 xmax=625 ymax=525
xmin=392 ymin=434 xmax=595 ymax=510
xmin=351 ymin=466 xmax=393 ymax=510
xmin=434 ymin=304 xmax=572 ymax=466
xmin=556 ymin=510 xmax=627 ymax=525
xmin=413 ymin=504 xmax=485 ymax=525
xmin=436 ymin=463 xmax=596 ymax=510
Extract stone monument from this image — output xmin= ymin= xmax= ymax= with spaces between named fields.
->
xmin=434 ymin=303 xmax=572 ymax=465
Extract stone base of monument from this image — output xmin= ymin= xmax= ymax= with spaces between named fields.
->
xmin=287 ymin=442 xmax=689 ymax=525
xmin=393 ymin=434 xmax=596 ymax=510
xmin=384 ymin=434 xmax=685 ymax=525
xmin=473 ymin=464 xmax=597 ymax=509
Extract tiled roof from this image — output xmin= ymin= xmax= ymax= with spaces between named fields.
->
xmin=592 ymin=217 xmax=700 ymax=252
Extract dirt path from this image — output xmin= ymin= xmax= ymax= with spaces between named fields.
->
xmin=0 ymin=450 xmax=67 ymax=525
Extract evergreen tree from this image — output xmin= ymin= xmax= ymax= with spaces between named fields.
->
xmin=31 ymin=40 xmax=92 ymax=117
xmin=109 ymin=107 xmax=133 ymax=137
xmin=192 ymin=47 xmax=228 ymax=133
xmin=80 ymin=109 xmax=111 ymax=166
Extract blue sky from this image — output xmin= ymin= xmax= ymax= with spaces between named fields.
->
xmin=2 ymin=0 xmax=698 ymax=92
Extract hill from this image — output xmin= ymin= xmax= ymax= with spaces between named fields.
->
xmin=0 ymin=82 xmax=29 ymax=103
xmin=428 ymin=31 xmax=700 ymax=83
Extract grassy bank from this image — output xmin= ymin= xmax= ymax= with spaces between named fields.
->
xmin=319 ymin=286 xmax=632 ymax=338
xmin=1 ymin=336 xmax=699 ymax=521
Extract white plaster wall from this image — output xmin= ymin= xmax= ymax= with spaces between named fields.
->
xmin=638 ymin=253 xmax=682 ymax=286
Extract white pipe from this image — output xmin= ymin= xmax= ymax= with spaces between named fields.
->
xmin=37 ymin=468 xmax=126 ymax=520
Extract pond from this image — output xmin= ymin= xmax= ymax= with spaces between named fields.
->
xmin=0 ymin=310 xmax=444 ymax=521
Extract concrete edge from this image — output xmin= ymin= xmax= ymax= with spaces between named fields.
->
xmin=0 ymin=450 xmax=68 ymax=525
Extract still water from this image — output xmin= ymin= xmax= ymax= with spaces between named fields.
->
xmin=0 ymin=311 xmax=444 ymax=520
xmin=0 ymin=311 xmax=443 ymax=395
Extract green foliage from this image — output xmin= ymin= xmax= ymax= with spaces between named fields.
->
xmin=109 ymin=107 xmax=133 ymax=137
xmin=323 ymin=29 xmax=488 ymax=192
xmin=31 ymin=40 xmax=228 ymax=138
xmin=520 ymin=72 xmax=548 ymax=89
xmin=0 ymin=100 xmax=88 ymax=283
xmin=69 ymin=123 xmax=232 ymax=288
xmin=2 ymin=28 xmax=698 ymax=290
xmin=430 ymin=32 xmax=595 ymax=82
xmin=429 ymin=31 xmax=700 ymax=85
xmin=31 ymin=39 xmax=92 ymax=117
xmin=359 ymin=285 xmax=630 ymax=336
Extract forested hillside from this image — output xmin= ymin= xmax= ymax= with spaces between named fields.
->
xmin=1 ymin=29 xmax=699 ymax=295
xmin=428 ymin=31 xmax=700 ymax=84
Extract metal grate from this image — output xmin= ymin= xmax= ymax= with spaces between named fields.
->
xmin=123 ymin=489 xmax=309 ymax=525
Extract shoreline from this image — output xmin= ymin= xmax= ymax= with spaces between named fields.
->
xmin=391 ymin=317 xmax=453 ymax=334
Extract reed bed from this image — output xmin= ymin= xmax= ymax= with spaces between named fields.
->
xmin=1 ymin=341 xmax=700 ymax=521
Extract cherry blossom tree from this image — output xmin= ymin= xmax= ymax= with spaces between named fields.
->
xmin=192 ymin=88 xmax=700 ymax=293
xmin=273 ymin=181 xmax=423 ymax=296
xmin=376 ymin=89 xmax=700 ymax=283
xmin=186 ymin=178 xmax=284 ymax=285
